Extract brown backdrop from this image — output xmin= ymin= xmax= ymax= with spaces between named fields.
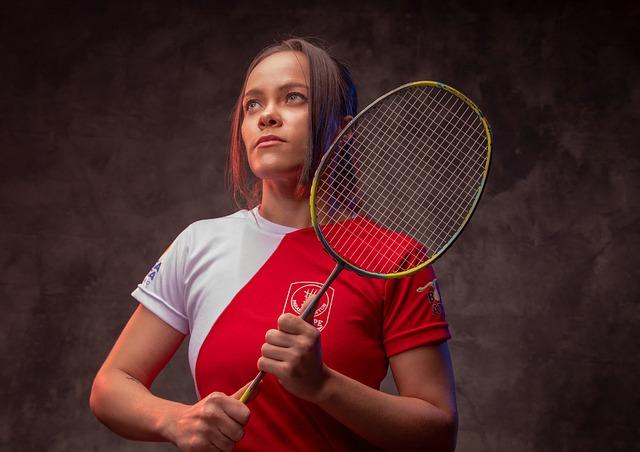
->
xmin=1 ymin=1 xmax=638 ymax=451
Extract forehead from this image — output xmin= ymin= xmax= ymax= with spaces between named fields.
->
xmin=245 ymin=51 xmax=309 ymax=93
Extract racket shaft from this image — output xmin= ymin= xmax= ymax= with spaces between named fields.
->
xmin=239 ymin=370 xmax=265 ymax=403
xmin=239 ymin=262 xmax=344 ymax=403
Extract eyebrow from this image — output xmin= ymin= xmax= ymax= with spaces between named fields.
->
xmin=243 ymin=82 xmax=309 ymax=99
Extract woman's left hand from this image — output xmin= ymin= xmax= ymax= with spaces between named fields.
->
xmin=257 ymin=310 xmax=329 ymax=402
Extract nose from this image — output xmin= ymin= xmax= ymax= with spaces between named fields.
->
xmin=258 ymin=104 xmax=282 ymax=129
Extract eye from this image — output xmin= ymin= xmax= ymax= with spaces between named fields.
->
xmin=244 ymin=99 xmax=260 ymax=112
xmin=286 ymin=92 xmax=307 ymax=103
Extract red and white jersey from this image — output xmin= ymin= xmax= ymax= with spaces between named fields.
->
xmin=132 ymin=207 xmax=450 ymax=451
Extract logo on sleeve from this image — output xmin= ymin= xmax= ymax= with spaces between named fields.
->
xmin=282 ymin=281 xmax=335 ymax=332
xmin=145 ymin=262 xmax=162 ymax=286
xmin=417 ymin=279 xmax=444 ymax=317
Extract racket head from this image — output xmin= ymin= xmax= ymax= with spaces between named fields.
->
xmin=310 ymin=81 xmax=492 ymax=279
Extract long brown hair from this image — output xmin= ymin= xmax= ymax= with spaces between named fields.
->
xmin=227 ymin=37 xmax=358 ymax=209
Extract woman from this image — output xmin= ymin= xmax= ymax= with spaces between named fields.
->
xmin=90 ymin=38 xmax=458 ymax=451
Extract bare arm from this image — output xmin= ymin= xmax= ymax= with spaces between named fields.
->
xmin=315 ymin=344 xmax=457 ymax=451
xmin=90 ymin=305 xmax=252 ymax=451
xmin=259 ymin=313 xmax=457 ymax=451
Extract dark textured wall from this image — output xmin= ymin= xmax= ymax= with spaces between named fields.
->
xmin=1 ymin=1 xmax=638 ymax=451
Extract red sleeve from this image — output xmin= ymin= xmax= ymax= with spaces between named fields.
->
xmin=382 ymin=265 xmax=450 ymax=357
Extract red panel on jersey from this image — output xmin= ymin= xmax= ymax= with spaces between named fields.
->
xmin=195 ymin=226 xmax=449 ymax=450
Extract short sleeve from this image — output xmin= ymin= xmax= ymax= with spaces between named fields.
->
xmin=131 ymin=226 xmax=191 ymax=334
xmin=382 ymin=265 xmax=450 ymax=357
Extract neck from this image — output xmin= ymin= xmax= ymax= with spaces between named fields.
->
xmin=259 ymin=178 xmax=312 ymax=229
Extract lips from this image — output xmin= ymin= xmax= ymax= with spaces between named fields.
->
xmin=256 ymin=134 xmax=286 ymax=148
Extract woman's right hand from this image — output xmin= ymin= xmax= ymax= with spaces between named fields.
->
xmin=170 ymin=383 xmax=256 ymax=451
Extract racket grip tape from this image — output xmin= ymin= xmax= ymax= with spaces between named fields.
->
xmin=240 ymin=370 xmax=265 ymax=403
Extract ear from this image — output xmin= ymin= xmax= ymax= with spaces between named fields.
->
xmin=337 ymin=115 xmax=354 ymax=144
xmin=340 ymin=115 xmax=353 ymax=131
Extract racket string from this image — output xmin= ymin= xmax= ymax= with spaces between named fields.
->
xmin=315 ymin=84 xmax=489 ymax=274
xmin=322 ymin=117 xmax=482 ymax=251
xmin=318 ymin=123 xmax=480 ymax=268
xmin=407 ymin=114 xmax=488 ymax=245
xmin=318 ymin=90 xmax=464 ymax=231
xmin=329 ymin=98 xmax=483 ymax=245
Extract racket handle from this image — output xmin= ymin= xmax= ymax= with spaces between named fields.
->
xmin=239 ymin=262 xmax=344 ymax=404
xmin=240 ymin=370 xmax=265 ymax=403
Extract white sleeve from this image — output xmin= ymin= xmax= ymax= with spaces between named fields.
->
xmin=131 ymin=226 xmax=191 ymax=334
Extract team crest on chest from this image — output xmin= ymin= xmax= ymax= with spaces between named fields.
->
xmin=283 ymin=281 xmax=335 ymax=332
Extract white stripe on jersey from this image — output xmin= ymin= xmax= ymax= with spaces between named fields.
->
xmin=132 ymin=207 xmax=297 ymax=397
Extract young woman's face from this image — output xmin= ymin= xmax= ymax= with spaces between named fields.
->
xmin=241 ymin=51 xmax=311 ymax=182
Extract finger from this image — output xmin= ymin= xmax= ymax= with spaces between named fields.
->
xmin=215 ymin=416 xmax=245 ymax=443
xmin=265 ymin=328 xmax=295 ymax=347
xmin=261 ymin=342 xmax=291 ymax=361
xmin=208 ymin=440 xmax=225 ymax=452
xmin=209 ymin=431 xmax=235 ymax=452
xmin=220 ymin=396 xmax=251 ymax=425
xmin=278 ymin=313 xmax=316 ymax=334
xmin=203 ymin=393 xmax=246 ymax=426
xmin=258 ymin=356 xmax=287 ymax=379
xmin=277 ymin=315 xmax=320 ymax=346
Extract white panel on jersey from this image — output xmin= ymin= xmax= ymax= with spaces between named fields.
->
xmin=132 ymin=207 xmax=298 ymax=396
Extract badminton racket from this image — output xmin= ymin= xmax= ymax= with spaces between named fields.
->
xmin=240 ymin=80 xmax=492 ymax=402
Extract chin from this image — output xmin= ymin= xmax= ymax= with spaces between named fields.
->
xmin=250 ymin=163 xmax=304 ymax=182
